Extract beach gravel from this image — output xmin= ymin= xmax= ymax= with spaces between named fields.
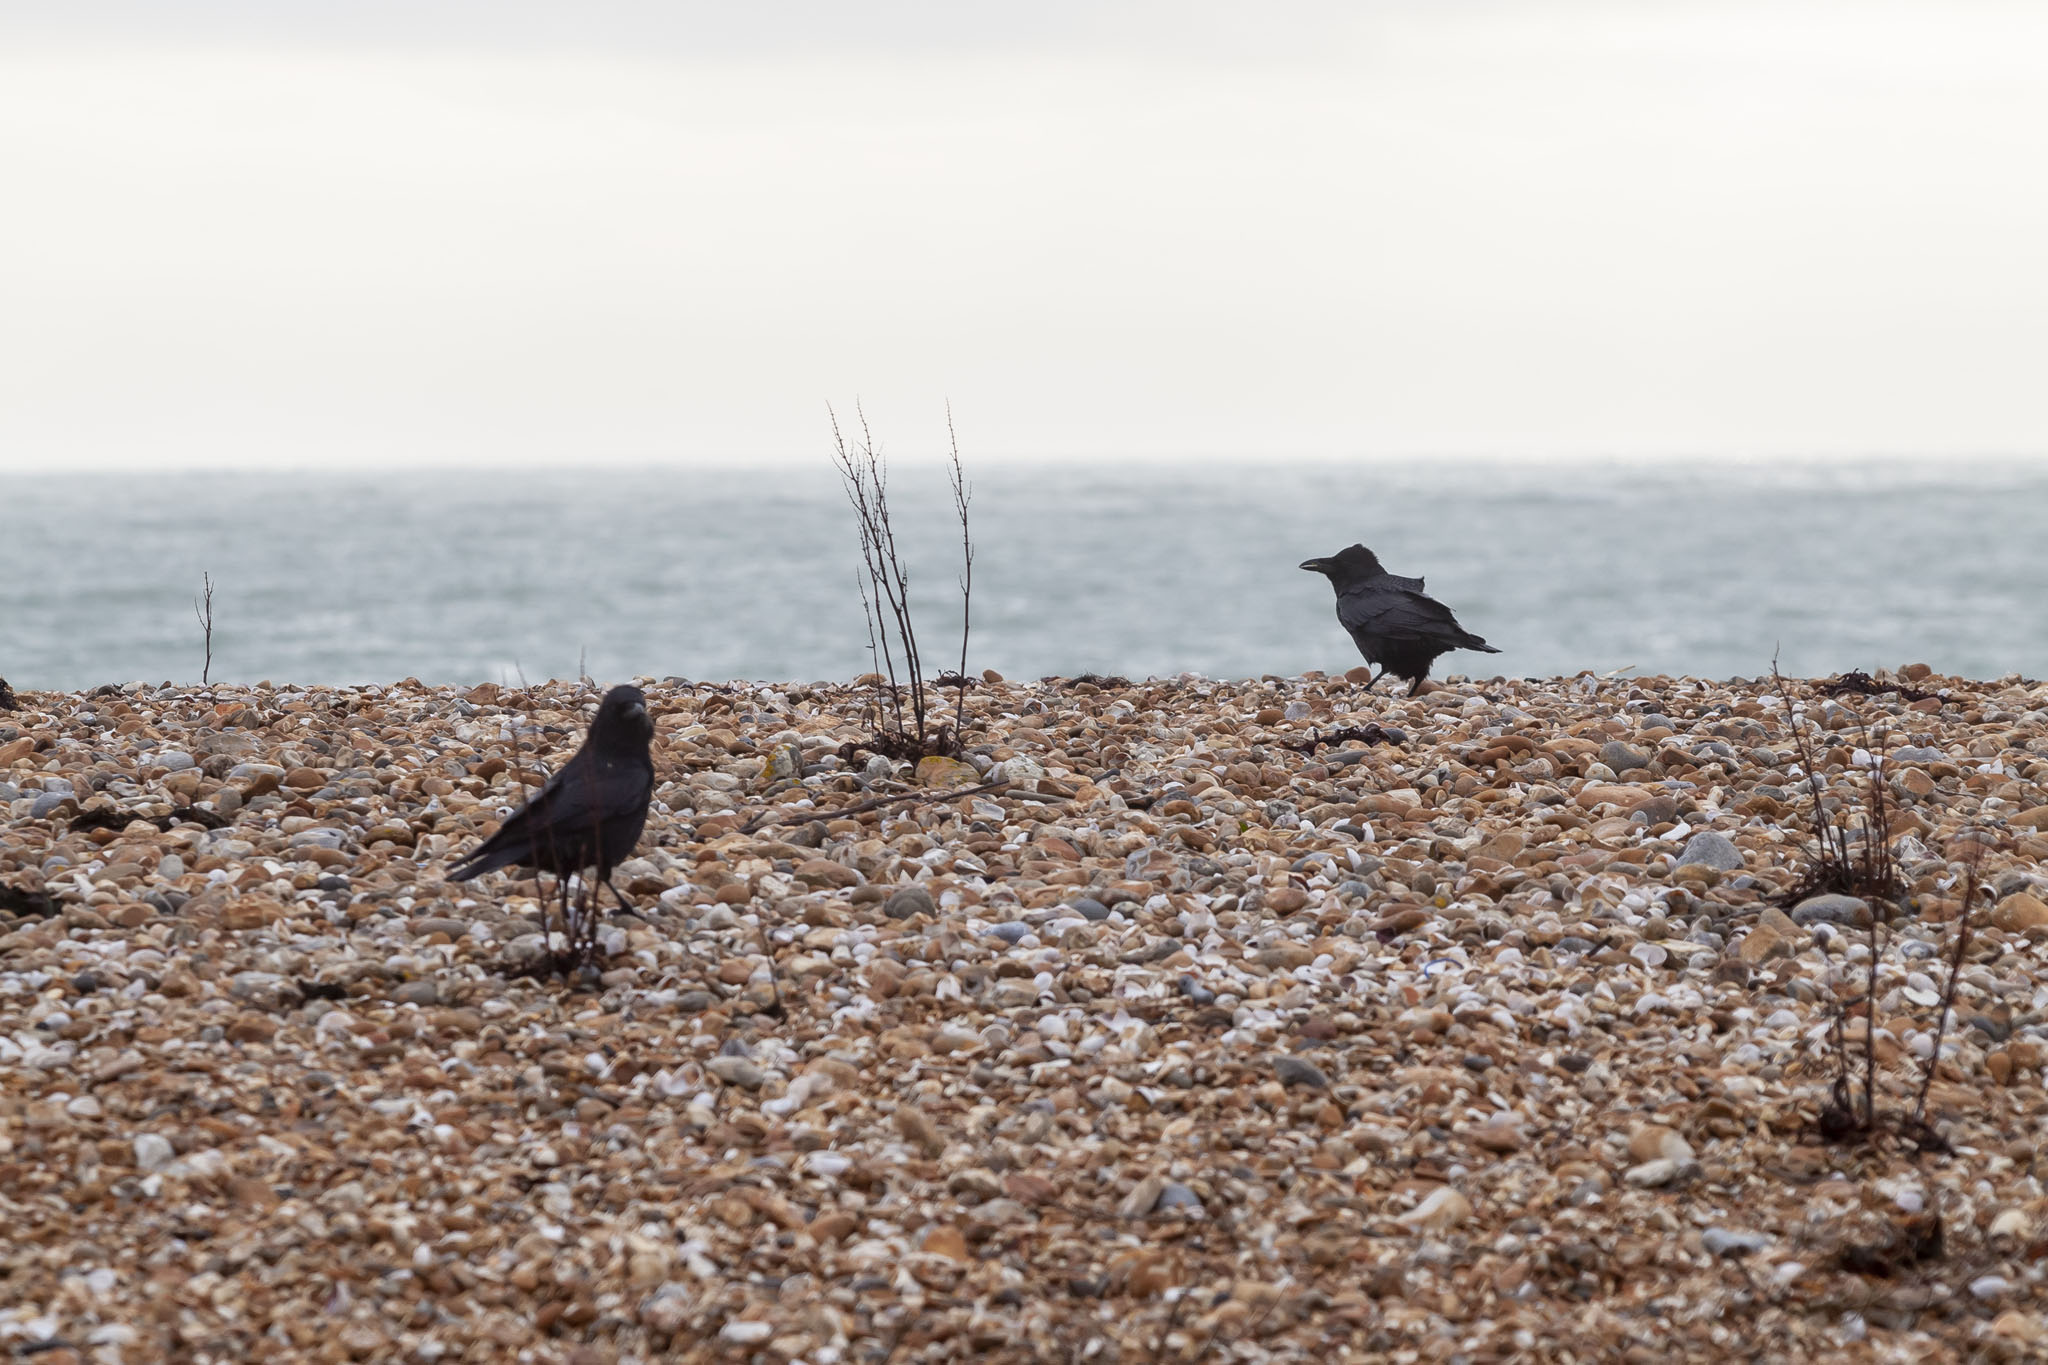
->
xmin=1 ymin=666 xmax=2046 ymax=1360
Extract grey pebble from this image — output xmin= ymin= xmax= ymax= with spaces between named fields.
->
xmin=1791 ymin=894 xmax=1867 ymax=927
xmin=1600 ymin=741 xmax=1650 ymax=773
xmin=988 ymin=921 xmax=1031 ymax=944
xmin=1675 ymin=831 xmax=1743 ymax=871
xmin=30 ymin=792 xmax=75 ymax=819
xmin=1069 ymin=897 xmax=1111 ymax=922
xmin=885 ymin=886 xmax=936 ymax=920
xmin=1701 ymin=1228 xmax=1770 ymax=1257
xmin=708 ymin=1055 xmax=768 ymax=1089
xmin=1273 ymin=1055 xmax=1330 ymax=1089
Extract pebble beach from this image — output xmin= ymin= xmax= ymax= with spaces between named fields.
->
xmin=4 ymin=665 xmax=2048 ymax=1363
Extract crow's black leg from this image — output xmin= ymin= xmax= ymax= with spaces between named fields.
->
xmin=605 ymin=877 xmax=634 ymax=915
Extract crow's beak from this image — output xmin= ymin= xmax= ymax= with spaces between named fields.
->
xmin=1298 ymin=558 xmax=1330 ymax=573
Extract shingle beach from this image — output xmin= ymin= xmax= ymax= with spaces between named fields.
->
xmin=3 ymin=667 xmax=2047 ymax=1362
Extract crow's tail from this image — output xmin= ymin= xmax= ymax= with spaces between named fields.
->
xmin=446 ymin=843 xmax=517 ymax=882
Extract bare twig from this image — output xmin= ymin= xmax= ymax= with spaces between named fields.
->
xmin=829 ymin=403 xmax=973 ymax=760
xmin=1912 ymin=844 xmax=1983 ymax=1144
xmin=1150 ymin=1288 xmax=1187 ymax=1365
xmin=193 ymin=571 xmax=214 ymax=686
xmin=1193 ymin=1290 xmax=1283 ymax=1362
xmin=947 ymin=401 xmax=973 ymax=740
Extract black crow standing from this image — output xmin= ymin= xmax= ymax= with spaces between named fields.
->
xmin=448 ymin=684 xmax=655 ymax=964
xmin=1299 ymin=544 xmax=1499 ymax=696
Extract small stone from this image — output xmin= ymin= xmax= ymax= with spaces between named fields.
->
xmin=1993 ymin=1311 xmax=2046 ymax=1344
xmin=707 ymin=1055 xmax=767 ymax=1089
xmin=885 ymin=886 xmax=936 ymax=920
xmin=1119 ymin=1175 xmax=1165 ymax=1218
xmin=719 ymin=1322 xmax=774 ymax=1345
xmin=133 ymin=1133 xmax=175 ymax=1172
xmin=1992 ymin=893 xmax=2048 ymax=933
xmin=1469 ymin=1114 xmax=1524 ymax=1153
xmin=1600 ymin=741 xmax=1650 ymax=773
xmin=1273 ymin=1055 xmax=1330 ymax=1089
xmin=916 ymin=756 xmax=981 ymax=789
xmin=1702 ymin=1228 xmax=1769 ymax=1257
xmin=1624 ymin=1157 xmax=1686 ymax=1187
xmin=1397 ymin=1185 xmax=1471 ymax=1233
xmin=1627 ymin=1124 xmax=1694 ymax=1164
xmin=226 ymin=1015 xmax=277 ymax=1044
xmin=1791 ymin=894 xmax=1868 ymax=927
xmin=1675 ymin=831 xmax=1743 ymax=872
xmin=1991 ymin=1208 xmax=2031 ymax=1239
xmin=392 ymin=980 xmax=439 ymax=1007
xmin=1070 ymin=897 xmax=1111 ymax=921
xmin=223 ymin=897 xmax=282 ymax=932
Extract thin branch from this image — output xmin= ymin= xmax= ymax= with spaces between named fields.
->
xmin=1914 ymin=844 xmax=1982 ymax=1132
xmin=193 ymin=571 xmax=214 ymax=687
xmin=947 ymin=400 xmax=973 ymax=741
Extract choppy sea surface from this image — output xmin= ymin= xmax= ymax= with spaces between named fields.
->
xmin=2 ymin=459 xmax=2042 ymax=693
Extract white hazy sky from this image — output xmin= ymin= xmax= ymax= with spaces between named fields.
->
xmin=3 ymin=1 xmax=2045 ymax=469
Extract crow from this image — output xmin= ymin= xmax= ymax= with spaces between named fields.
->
xmin=447 ymin=684 xmax=656 ymax=916
xmin=1300 ymin=544 xmax=1499 ymax=695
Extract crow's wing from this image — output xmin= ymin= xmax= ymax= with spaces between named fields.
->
xmin=1338 ymin=584 xmax=1477 ymax=647
xmin=448 ymin=746 xmax=629 ymax=879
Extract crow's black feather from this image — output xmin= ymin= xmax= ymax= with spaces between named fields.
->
xmin=1301 ymin=544 xmax=1498 ymax=695
xmin=447 ymin=684 xmax=655 ymax=888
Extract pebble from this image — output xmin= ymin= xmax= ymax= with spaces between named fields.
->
xmin=1702 ymin=1228 xmax=1769 ymax=1257
xmin=1397 ymin=1185 xmax=1471 ymax=1233
xmin=132 ymin=1133 xmax=174 ymax=1172
xmin=1624 ymin=1158 xmax=1686 ymax=1187
xmin=885 ymin=886 xmax=936 ymax=920
xmin=707 ymin=1055 xmax=768 ymax=1089
xmin=1675 ymin=830 xmax=1744 ymax=871
xmin=1272 ymin=1055 xmax=1330 ymax=1089
xmin=1600 ymin=741 xmax=1650 ymax=773
xmin=1791 ymin=894 xmax=1868 ymax=926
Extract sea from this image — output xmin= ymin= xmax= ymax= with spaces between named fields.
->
xmin=2 ymin=458 xmax=2042 ymax=694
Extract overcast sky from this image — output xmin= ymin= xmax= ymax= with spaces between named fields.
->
xmin=3 ymin=1 xmax=2045 ymax=469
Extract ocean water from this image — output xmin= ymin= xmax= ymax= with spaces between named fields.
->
xmin=2 ymin=459 xmax=2042 ymax=692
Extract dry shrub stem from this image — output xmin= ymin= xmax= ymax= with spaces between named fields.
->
xmin=1771 ymin=665 xmax=1968 ymax=1154
xmin=946 ymin=402 xmax=973 ymax=742
xmin=193 ymin=571 xmax=214 ymax=687
xmin=830 ymin=402 xmax=973 ymax=759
